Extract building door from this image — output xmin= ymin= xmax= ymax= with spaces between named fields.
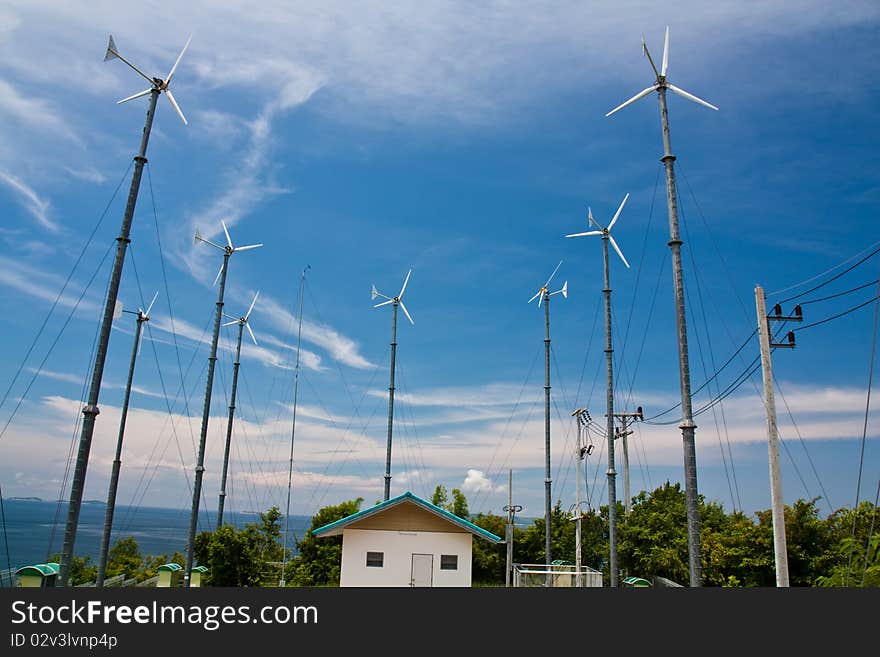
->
xmin=410 ymin=553 xmax=433 ymax=587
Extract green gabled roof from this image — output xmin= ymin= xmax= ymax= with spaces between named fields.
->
xmin=311 ymin=491 xmax=503 ymax=543
xmin=623 ymin=576 xmax=652 ymax=587
xmin=158 ymin=563 xmax=182 ymax=572
xmin=17 ymin=562 xmax=60 ymax=577
xmin=192 ymin=566 xmax=208 ymax=573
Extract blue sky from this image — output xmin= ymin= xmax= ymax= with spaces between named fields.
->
xmin=1 ymin=1 xmax=879 ymax=535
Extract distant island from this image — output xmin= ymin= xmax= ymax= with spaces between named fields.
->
xmin=8 ymin=497 xmax=42 ymax=502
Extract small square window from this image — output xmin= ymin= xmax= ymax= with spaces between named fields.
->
xmin=366 ymin=551 xmax=384 ymax=568
xmin=440 ymin=554 xmax=458 ymax=571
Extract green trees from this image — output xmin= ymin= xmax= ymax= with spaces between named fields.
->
xmin=431 ymin=485 xmax=469 ymax=518
xmin=282 ymin=498 xmax=363 ymax=586
xmin=194 ymin=506 xmax=287 ymax=586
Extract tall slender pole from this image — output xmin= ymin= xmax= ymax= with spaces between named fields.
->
xmin=755 ymin=285 xmax=790 ymax=587
xmin=506 ymin=470 xmax=513 ymax=587
xmin=184 ymin=251 xmax=231 ymax=587
xmin=657 ymin=86 xmax=702 ymax=586
xmin=601 ymin=235 xmax=619 ymax=587
xmin=58 ymin=89 xmax=159 ymax=586
xmin=620 ymin=416 xmax=632 ymax=515
xmin=96 ymin=312 xmax=145 ymax=587
xmin=543 ymin=292 xmax=553 ymax=583
xmin=384 ymin=301 xmax=399 ymax=501
xmin=574 ymin=415 xmax=583 ymax=587
xmin=217 ymin=321 xmax=244 ymax=528
xmin=281 ymin=267 xmax=308 ymax=586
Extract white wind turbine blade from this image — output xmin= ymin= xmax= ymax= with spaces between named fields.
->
xmin=118 ymin=88 xmax=153 ymax=105
xmin=544 ymin=260 xmax=563 ymax=288
xmin=212 ymin=262 xmax=224 ymax=287
xmin=605 ymin=84 xmax=659 ymax=117
xmin=233 ymin=243 xmax=263 ymax=252
xmin=137 ymin=333 xmax=144 ymax=358
xmin=667 ymin=84 xmax=719 ymax=111
xmin=246 ymin=322 xmax=258 ymax=345
xmin=221 ymin=221 xmax=233 ymax=249
xmin=608 ymin=193 xmax=630 ymax=231
xmin=642 ymin=36 xmax=661 ymax=80
xmin=374 ymin=299 xmax=395 ymax=308
xmin=661 ymin=27 xmax=670 ymax=77
xmin=399 ymin=300 xmax=415 ymax=325
xmin=164 ymin=89 xmax=188 ymax=125
xmin=538 ymin=291 xmax=544 ymax=308
xmin=609 ymin=235 xmax=631 ymax=269
xmin=565 ymin=230 xmax=603 ymax=238
xmin=588 ymin=207 xmax=600 ymax=229
xmin=245 ymin=291 xmax=259 ymax=320
xmin=528 ymin=289 xmax=542 ymax=304
xmin=144 ymin=291 xmax=159 ymax=317
xmin=165 ymin=34 xmax=192 ymax=85
xmin=195 ymin=231 xmax=225 ymax=251
xmin=222 ymin=319 xmax=239 ymax=327
xmin=398 ymin=269 xmax=412 ymax=299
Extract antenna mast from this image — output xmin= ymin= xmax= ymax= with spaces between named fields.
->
xmin=280 ymin=266 xmax=309 ymax=586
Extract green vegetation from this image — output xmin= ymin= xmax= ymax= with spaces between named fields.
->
xmin=54 ymin=484 xmax=878 ymax=587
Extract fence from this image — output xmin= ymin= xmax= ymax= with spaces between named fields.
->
xmin=513 ymin=563 xmax=603 ymax=587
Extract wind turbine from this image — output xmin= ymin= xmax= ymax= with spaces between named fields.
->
xmin=566 ymin=193 xmax=630 ymax=587
xmin=527 ymin=261 xmax=567 ymax=578
xmin=58 ymin=35 xmax=191 ymax=586
xmin=216 ymin=291 xmax=260 ymax=528
xmin=184 ymin=220 xmax=262 ymax=586
xmin=95 ymin=292 xmax=158 ymax=588
xmin=606 ymin=26 xmax=717 ymax=587
xmin=372 ymin=269 xmax=415 ymax=501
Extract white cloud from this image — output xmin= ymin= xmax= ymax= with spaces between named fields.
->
xmin=461 ymin=469 xmax=495 ymax=493
xmin=0 ymin=256 xmax=99 ymax=312
xmin=0 ymin=170 xmax=57 ymax=231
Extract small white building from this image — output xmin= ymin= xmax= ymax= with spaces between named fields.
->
xmin=312 ymin=491 xmax=503 ymax=587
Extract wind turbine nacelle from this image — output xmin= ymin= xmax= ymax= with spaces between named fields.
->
xmin=371 ymin=285 xmax=378 ymax=300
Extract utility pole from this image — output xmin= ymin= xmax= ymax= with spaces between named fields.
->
xmin=571 ymin=408 xmax=592 ymax=586
xmin=96 ymin=294 xmax=156 ymax=587
xmin=755 ymin=285 xmax=801 ymax=587
xmin=502 ymin=469 xmax=522 ymax=587
xmin=613 ymin=407 xmax=643 ymax=515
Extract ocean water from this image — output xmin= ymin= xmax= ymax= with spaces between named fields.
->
xmin=0 ymin=499 xmax=312 ymax=577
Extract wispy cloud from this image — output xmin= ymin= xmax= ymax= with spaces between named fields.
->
xmin=0 ymin=79 xmax=82 ymax=145
xmin=0 ymin=170 xmax=57 ymax=231
xmin=0 ymin=256 xmax=98 ymax=311
xmin=259 ymin=293 xmax=375 ymax=370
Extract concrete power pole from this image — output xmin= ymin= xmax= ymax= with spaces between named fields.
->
xmin=755 ymin=285 xmax=801 ymax=587
xmin=503 ymin=469 xmax=522 ymax=587
xmin=613 ymin=407 xmax=643 ymax=515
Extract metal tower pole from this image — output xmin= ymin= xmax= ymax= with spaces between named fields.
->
xmin=184 ymin=250 xmax=231 ymax=587
xmin=281 ymin=266 xmax=308 ymax=586
xmin=384 ymin=301 xmax=399 ymax=501
xmin=574 ymin=415 xmax=583 ymax=587
xmin=543 ymin=292 xmax=553 ymax=581
xmin=657 ymin=85 xmax=702 ymax=586
xmin=601 ymin=235 xmax=619 ymax=587
xmin=505 ymin=469 xmax=513 ymax=587
xmin=58 ymin=88 xmax=159 ymax=586
xmin=755 ymin=285 xmax=790 ymax=587
xmin=217 ymin=320 xmax=244 ymax=528
xmin=96 ymin=311 xmax=145 ymax=587
xmin=619 ymin=416 xmax=632 ymax=515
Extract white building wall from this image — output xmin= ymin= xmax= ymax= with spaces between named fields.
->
xmin=339 ymin=528 xmax=474 ymax=587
